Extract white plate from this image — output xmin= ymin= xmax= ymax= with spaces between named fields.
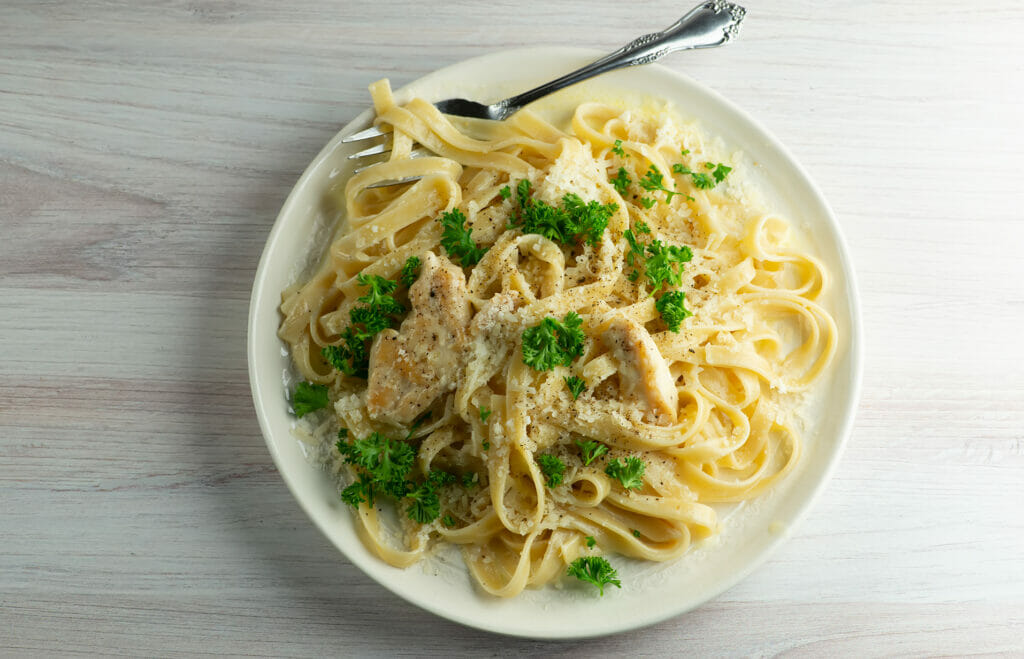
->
xmin=248 ymin=47 xmax=863 ymax=639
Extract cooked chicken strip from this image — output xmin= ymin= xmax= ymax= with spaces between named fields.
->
xmin=603 ymin=315 xmax=678 ymax=426
xmin=365 ymin=252 xmax=471 ymax=425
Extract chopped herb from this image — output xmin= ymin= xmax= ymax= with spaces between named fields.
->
xmin=335 ymin=431 xmax=416 ymax=499
xmin=406 ymin=482 xmax=441 ymax=523
xmin=611 ymin=139 xmax=628 ymax=157
xmin=291 ymin=382 xmax=328 ymax=417
xmin=521 ymin=312 xmax=586 ymax=371
xmin=639 ymin=165 xmax=682 ymax=203
xmin=537 ymin=454 xmax=566 ymax=488
xmin=442 ymin=514 xmax=455 ymax=527
xmin=356 ymin=273 xmax=403 ymax=314
xmin=655 ymin=290 xmax=692 ymax=332
xmin=623 ymin=228 xmax=645 ymax=269
xmin=632 ymin=529 xmax=641 ymax=538
xmin=340 ymin=474 xmax=374 ymax=507
xmin=482 ymin=440 xmax=490 ymax=451
xmin=634 ymin=220 xmax=651 ymax=234
xmin=610 ymin=167 xmax=631 ymax=195
xmin=640 ymin=197 xmax=656 ymax=209
xmin=479 ymin=406 xmax=492 ymax=423
xmin=644 ymin=240 xmax=693 ymax=294
xmin=575 ymin=439 xmax=609 ymax=466
xmin=567 ymin=556 xmax=621 ymax=595
xmin=673 ymin=161 xmax=730 ymax=190
xmin=510 ymin=180 xmax=617 ymax=247
xmin=585 ymin=535 xmax=596 ymax=549
xmin=605 ymin=456 xmax=646 ymax=490
xmin=691 ymin=172 xmax=714 ymax=189
xmin=499 ymin=185 xmax=511 ymax=200
xmin=439 ymin=208 xmax=489 ymax=266
xmin=399 ymin=255 xmax=421 ymax=289
xmin=337 ymin=428 xmax=349 ymax=439
xmin=565 ymin=375 xmax=586 ymax=400
xmin=323 ymin=273 xmax=405 ymax=378
xmin=461 ymin=472 xmax=478 ymax=488
xmin=680 ymin=148 xmax=690 ymax=156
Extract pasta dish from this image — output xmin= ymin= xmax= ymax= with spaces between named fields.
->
xmin=277 ymin=79 xmax=837 ymax=597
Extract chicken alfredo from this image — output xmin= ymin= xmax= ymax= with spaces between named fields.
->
xmin=278 ymin=79 xmax=837 ymax=597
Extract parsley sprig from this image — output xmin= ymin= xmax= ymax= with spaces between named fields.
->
xmin=639 ymin=165 xmax=691 ymax=204
xmin=537 ymin=454 xmax=566 ymax=488
xmin=510 ymin=180 xmax=617 ymax=247
xmin=567 ymin=556 xmax=621 ymax=595
xmin=336 ymin=430 xmax=456 ymax=524
xmin=605 ymin=456 xmax=646 ymax=490
xmin=565 ymin=376 xmax=586 ymax=399
xmin=291 ymin=382 xmax=329 ymax=418
xmin=655 ymin=290 xmax=692 ymax=332
xmin=575 ymin=439 xmax=609 ymax=466
xmin=610 ymin=167 xmax=631 ymax=195
xmin=322 ymin=272 xmax=405 ymax=378
xmin=521 ymin=312 xmax=586 ymax=371
xmin=399 ymin=256 xmax=420 ymax=289
xmin=672 ymin=161 xmax=732 ymax=190
xmin=439 ymin=208 xmax=489 ymax=267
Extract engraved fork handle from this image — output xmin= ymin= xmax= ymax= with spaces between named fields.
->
xmin=496 ymin=1 xmax=746 ymax=119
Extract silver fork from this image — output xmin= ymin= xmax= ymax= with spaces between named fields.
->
xmin=345 ymin=0 xmax=746 ymax=181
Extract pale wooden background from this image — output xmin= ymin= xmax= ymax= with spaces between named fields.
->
xmin=2 ymin=0 xmax=1023 ymax=656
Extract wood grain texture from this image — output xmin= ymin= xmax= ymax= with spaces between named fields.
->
xmin=2 ymin=0 xmax=1022 ymax=655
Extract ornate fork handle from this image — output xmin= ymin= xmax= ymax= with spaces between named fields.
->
xmin=496 ymin=1 xmax=746 ymax=119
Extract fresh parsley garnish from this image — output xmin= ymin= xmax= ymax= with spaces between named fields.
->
xmin=567 ymin=556 xmax=621 ymax=595
xmin=639 ymin=165 xmax=682 ymax=204
xmin=632 ymin=529 xmax=641 ymax=538
xmin=461 ymin=472 xmax=478 ymax=488
xmin=439 ymin=208 xmax=488 ymax=267
xmin=640 ymin=197 xmax=656 ymax=209
xmin=406 ymin=482 xmax=441 ymax=523
xmin=510 ymin=180 xmax=617 ymax=247
xmin=521 ymin=312 xmax=586 ymax=371
xmin=482 ymin=440 xmax=490 ymax=451
xmin=611 ymin=139 xmax=629 ymax=158
xmin=644 ymin=240 xmax=693 ymax=294
xmin=356 ymin=273 xmax=404 ymax=315
xmin=291 ymin=382 xmax=328 ymax=417
xmin=479 ymin=406 xmax=492 ymax=423
xmin=399 ymin=256 xmax=421 ymax=289
xmin=335 ymin=431 xmax=416 ymax=499
xmin=680 ymin=148 xmax=690 ymax=156
xmin=610 ymin=167 xmax=631 ymax=195
xmin=322 ymin=273 xmax=405 ymax=378
xmin=442 ymin=514 xmax=455 ymax=527
xmin=605 ymin=456 xmax=645 ymax=490
xmin=575 ymin=439 xmax=609 ymax=466
xmin=499 ymin=185 xmax=511 ymax=200
xmin=655 ymin=290 xmax=692 ymax=332
xmin=634 ymin=220 xmax=651 ymax=234
xmin=335 ymin=431 xmax=455 ymax=524
xmin=565 ymin=376 xmax=586 ymax=399
xmin=672 ymin=161 xmax=731 ymax=190
xmin=585 ymin=536 xmax=596 ymax=549
xmin=537 ymin=454 xmax=566 ymax=488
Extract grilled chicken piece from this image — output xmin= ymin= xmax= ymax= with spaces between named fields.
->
xmin=603 ymin=315 xmax=678 ymax=426
xmin=365 ymin=252 xmax=472 ymax=425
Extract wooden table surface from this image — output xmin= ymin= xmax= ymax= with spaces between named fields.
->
xmin=3 ymin=1 xmax=1023 ymax=655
